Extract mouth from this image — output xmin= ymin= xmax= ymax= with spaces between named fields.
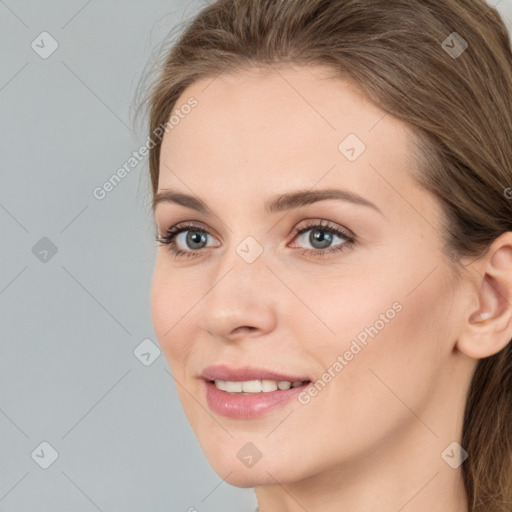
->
xmin=200 ymin=364 xmax=312 ymax=392
xmin=200 ymin=365 xmax=312 ymax=418
xmin=208 ymin=378 xmax=311 ymax=395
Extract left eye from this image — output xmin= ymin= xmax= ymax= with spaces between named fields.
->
xmin=156 ymin=220 xmax=355 ymax=259
xmin=292 ymin=223 xmax=352 ymax=250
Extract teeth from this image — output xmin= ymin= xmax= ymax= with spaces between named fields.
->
xmin=242 ymin=380 xmax=262 ymax=393
xmin=261 ymin=380 xmax=278 ymax=392
xmin=224 ymin=381 xmax=243 ymax=393
xmin=214 ymin=380 xmax=227 ymax=391
xmin=214 ymin=379 xmax=307 ymax=393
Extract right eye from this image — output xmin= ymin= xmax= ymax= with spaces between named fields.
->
xmin=156 ymin=222 xmax=219 ymax=258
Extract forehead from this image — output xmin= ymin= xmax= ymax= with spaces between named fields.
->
xmin=157 ymin=65 xmax=421 ymax=217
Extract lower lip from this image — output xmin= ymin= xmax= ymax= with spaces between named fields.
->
xmin=203 ymin=380 xmax=310 ymax=419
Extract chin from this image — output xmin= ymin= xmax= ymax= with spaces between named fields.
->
xmin=208 ymin=461 xmax=287 ymax=488
xmin=223 ymin=471 xmax=269 ymax=488
xmin=199 ymin=440 xmax=310 ymax=488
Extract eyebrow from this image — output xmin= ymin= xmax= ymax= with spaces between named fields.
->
xmin=152 ymin=188 xmax=382 ymax=215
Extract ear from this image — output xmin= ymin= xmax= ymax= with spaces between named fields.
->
xmin=456 ymin=232 xmax=512 ymax=359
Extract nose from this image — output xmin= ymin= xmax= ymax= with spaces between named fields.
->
xmin=200 ymin=244 xmax=279 ymax=343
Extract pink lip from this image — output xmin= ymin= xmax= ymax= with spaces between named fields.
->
xmin=200 ymin=365 xmax=311 ymax=419
xmin=201 ymin=364 xmax=310 ymax=383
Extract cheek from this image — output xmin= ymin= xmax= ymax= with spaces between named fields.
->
xmin=324 ymin=272 xmax=451 ymax=430
xmin=298 ymin=257 xmax=453 ymax=421
xmin=294 ymin=269 xmax=405 ymax=361
xmin=150 ymin=270 xmax=203 ymax=427
xmin=150 ymin=263 xmax=194 ymax=368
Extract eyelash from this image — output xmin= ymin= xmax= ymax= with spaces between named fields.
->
xmin=155 ymin=220 xmax=356 ymax=260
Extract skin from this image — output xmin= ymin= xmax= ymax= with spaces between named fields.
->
xmin=150 ymin=65 xmax=512 ymax=512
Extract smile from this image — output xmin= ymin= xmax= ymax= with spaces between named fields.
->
xmin=214 ymin=379 xmax=309 ymax=394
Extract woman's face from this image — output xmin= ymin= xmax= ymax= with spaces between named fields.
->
xmin=150 ymin=65 xmax=475 ymax=487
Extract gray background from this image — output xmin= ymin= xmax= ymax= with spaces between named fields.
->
xmin=0 ymin=1 xmax=511 ymax=511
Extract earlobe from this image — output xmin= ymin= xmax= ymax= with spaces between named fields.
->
xmin=456 ymin=233 xmax=512 ymax=359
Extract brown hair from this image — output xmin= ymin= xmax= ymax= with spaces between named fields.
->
xmin=141 ymin=1 xmax=512 ymax=509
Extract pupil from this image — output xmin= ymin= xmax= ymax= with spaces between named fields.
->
xmin=187 ymin=231 xmax=206 ymax=249
xmin=311 ymin=229 xmax=332 ymax=249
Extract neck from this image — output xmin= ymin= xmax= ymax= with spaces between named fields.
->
xmin=254 ymin=422 xmax=469 ymax=512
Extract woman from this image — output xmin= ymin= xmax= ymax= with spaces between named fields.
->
xmin=142 ymin=0 xmax=512 ymax=510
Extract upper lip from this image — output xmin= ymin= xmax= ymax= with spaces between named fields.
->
xmin=201 ymin=364 xmax=311 ymax=383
